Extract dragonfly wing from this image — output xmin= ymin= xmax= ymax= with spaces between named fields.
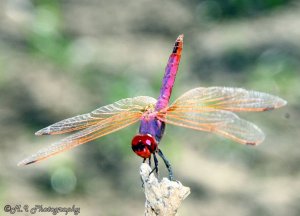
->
xmin=36 ymin=96 xmax=157 ymax=135
xmin=157 ymin=109 xmax=265 ymax=145
xmin=213 ymin=116 xmax=265 ymax=145
xmin=19 ymin=111 xmax=142 ymax=166
xmin=159 ymin=108 xmax=238 ymax=131
xmin=91 ymin=96 xmax=157 ymax=116
xmin=35 ymin=113 xmax=101 ymax=136
xmin=156 ymin=86 xmax=284 ymax=144
xmin=171 ymin=87 xmax=287 ymax=112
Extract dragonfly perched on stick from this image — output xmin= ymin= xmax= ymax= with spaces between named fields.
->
xmin=19 ymin=35 xmax=287 ymax=180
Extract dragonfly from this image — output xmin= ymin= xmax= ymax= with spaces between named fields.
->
xmin=19 ymin=34 xmax=287 ymax=180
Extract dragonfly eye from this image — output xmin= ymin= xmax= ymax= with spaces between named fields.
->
xmin=131 ymin=134 xmax=157 ymax=158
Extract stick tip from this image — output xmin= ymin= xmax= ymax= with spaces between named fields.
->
xmin=140 ymin=163 xmax=190 ymax=215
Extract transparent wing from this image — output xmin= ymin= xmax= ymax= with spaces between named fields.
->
xmin=171 ymin=87 xmax=287 ymax=112
xmin=157 ymin=109 xmax=265 ymax=145
xmin=213 ymin=117 xmax=265 ymax=145
xmin=36 ymin=96 xmax=157 ymax=135
xmin=18 ymin=111 xmax=142 ymax=166
xmin=156 ymin=86 xmax=286 ymax=145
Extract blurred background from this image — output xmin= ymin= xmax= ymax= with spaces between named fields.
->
xmin=0 ymin=0 xmax=299 ymax=215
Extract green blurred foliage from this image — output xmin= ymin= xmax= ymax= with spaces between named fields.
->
xmin=28 ymin=0 xmax=70 ymax=66
xmin=192 ymin=0 xmax=293 ymax=19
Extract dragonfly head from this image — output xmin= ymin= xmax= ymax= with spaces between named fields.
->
xmin=131 ymin=134 xmax=157 ymax=158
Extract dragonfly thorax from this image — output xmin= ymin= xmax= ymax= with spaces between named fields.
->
xmin=131 ymin=134 xmax=157 ymax=158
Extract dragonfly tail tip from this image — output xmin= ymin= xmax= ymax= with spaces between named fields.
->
xmin=177 ymin=34 xmax=184 ymax=41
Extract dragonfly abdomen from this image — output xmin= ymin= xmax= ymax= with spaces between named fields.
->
xmin=155 ymin=34 xmax=183 ymax=111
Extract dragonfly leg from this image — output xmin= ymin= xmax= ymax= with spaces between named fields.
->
xmin=158 ymin=149 xmax=174 ymax=181
xmin=153 ymin=153 xmax=159 ymax=174
xmin=148 ymin=155 xmax=152 ymax=167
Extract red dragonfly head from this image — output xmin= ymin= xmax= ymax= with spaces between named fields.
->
xmin=131 ymin=134 xmax=157 ymax=158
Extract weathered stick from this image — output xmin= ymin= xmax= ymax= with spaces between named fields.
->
xmin=140 ymin=163 xmax=190 ymax=216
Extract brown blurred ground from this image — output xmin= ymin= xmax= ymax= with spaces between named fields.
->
xmin=0 ymin=0 xmax=299 ymax=215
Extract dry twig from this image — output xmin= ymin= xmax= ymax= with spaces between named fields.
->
xmin=140 ymin=163 xmax=190 ymax=216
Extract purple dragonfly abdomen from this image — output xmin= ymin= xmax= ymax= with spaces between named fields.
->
xmin=155 ymin=34 xmax=184 ymax=111
xmin=131 ymin=36 xmax=183 ymax=159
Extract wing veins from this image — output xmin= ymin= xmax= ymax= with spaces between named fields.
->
xmin=18 ymin=112 xmax=141 ymax=166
